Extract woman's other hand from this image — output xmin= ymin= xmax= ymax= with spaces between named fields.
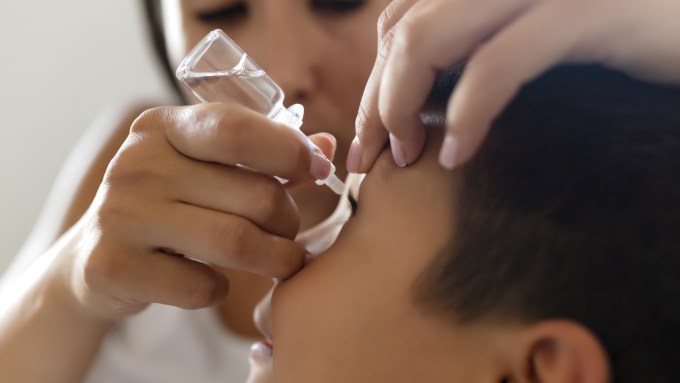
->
xmin=349 ymin=0 xmax=680 ymax=171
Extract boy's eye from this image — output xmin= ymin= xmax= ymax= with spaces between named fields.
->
xmin=348 ymin=192 xmax=358 ymax=216
xmin=196 ymin=3 xmax=247 ymax=23
xmin=312 ymin=0 xmax=367 ymax=14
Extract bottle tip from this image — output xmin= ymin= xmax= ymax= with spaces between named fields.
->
xmin=316 ymin=173 xmax=345 ymax=195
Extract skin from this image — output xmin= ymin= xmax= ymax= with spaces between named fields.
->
xmin=162 ymin=0 xmax=390 ymax=334
xmin=272 ymin=131 xmax=461 ymax=382
xmin=0 ymin=1 xmax=388 ymax=382
xmin=1 ymin=0 xmax=678 ymax=381
xmin=349 ymin=0 xmax=680 ymax=172
xmin=249 ymin=129 xmax=610 ymax=383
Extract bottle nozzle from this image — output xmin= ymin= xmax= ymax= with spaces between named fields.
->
xmin=315 ymin=163 xmax=346 ymax=195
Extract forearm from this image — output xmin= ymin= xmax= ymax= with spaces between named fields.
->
xmin=0 ymin=235 xmax=114 ymax=383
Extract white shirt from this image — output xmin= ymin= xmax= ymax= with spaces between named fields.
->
xmin=2 ymin=175 xmax=363 ymax=383
xmin=83 ymin=304 xmax=253 ymax=383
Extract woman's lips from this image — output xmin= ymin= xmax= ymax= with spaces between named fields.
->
xmin=250 ymin=339 xmax=274 ymax=359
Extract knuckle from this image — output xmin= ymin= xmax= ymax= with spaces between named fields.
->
xmin=212 ymin=218 xmax=250 ymax=263
xmin=104 ymin=152 xmax=153 ymax=189
xmin=182 ymin=276 xmax=224 ymax=309
xmin=274 ymin=242 xmax=304 ymax=279
xmin=216 ymin=129 xmax=246 ymax=161
xmin=251 ymin=178 xmax=287 ymax=222
xmin=103 ymin=142 xmax=173 ymax=191
xmin=377 ymin=24 xmax=396 ymax=61
xmin=82 ymin=247 xmax=127 ymax=292
xmin=377 ymin=8 xmax=394 ymax=38
xmin=392 ymin=18 xmax=426 ymax=59
xmin=130 ymin=107 xmax=167 ymax=134
xmin=377 ymin=0 xmax=407 ymax=38
xmin=355 ymin=102 xmax=374 ymax=137
xmin=355 ymin=109 xmax=367 ymax=133
xmin=95 ymin=193 xmax=135 ymax=232
xmin=210 ymin=108 xmax=249 ymax=161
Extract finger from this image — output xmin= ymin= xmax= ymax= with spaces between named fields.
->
xmin=378 ymin=0 xmax=419 ymax=34
xmin=90 ymin=246 xmax=231 ymax=310
xmin=442 ymin=0 xmax=585 ymax=168
xmin=377 ymin=0 xmax=535 ymax=167
xmin=157 ymin=103 xmax=332 ymax=181
xmin=141 ymin=202 xmax=306 ymax=279
xmin=284 ymin=132 xmax=339 ymax=189
xmin=350 ymin=0 xmax=419 ymax=173
xmin=308 ymin=133 xmax=337 ymax=162
xmin=172 ymin=163 xmax=300 ymax=239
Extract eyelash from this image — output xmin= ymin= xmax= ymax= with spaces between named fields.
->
xmin=196 ymin=4 xmax=247 ymax=23
xmin=348 ymin=192 xmax=358 ymax=216
xmin=312 ymin=0 xmax=366 ymax=13
xmin=196 ymin=1 xmax=366 ymax=23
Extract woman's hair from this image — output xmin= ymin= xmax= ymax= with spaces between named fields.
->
xmin=417 ymin=65 xmax=680 ymax=383
xmin=141 ymin=0 xmax=185 ymax=100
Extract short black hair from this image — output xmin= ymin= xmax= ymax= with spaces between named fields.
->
xmin=417 ymin=65 xmax=680 ymax=383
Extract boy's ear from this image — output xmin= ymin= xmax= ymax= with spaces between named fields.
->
xmin=503 ymin=320 xmax=610 ymax=383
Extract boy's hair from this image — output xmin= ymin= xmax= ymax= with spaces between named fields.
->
xmin=417 ymin=65 xmax=680 ymax=383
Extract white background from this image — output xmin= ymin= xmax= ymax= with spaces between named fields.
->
xmin=0 ymin=1 xmax=169 ymax=272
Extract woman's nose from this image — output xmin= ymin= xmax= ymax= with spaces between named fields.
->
xmin=247 ymin=13 xmax=318 ymax=103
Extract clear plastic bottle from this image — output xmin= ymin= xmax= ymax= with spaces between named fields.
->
xmin=176 ymin=29 xmax=344 ymax=193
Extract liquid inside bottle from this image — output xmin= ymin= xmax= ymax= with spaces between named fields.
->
xmin=179 ymin=54 xmax=285 ymax=118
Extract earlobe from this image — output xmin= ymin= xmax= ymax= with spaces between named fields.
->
xmin=504 ymin=320 xmax=610 ymax=383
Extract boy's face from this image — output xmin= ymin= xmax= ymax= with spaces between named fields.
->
xmin=248 ymin=131 xmax=504 ymax=382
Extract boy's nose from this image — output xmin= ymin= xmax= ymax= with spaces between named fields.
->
xmin=253 ymin=289 xmax=275 ymax=343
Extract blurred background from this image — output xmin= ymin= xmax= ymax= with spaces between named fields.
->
xmin=0 ymin=1 xmax=169 ymax=272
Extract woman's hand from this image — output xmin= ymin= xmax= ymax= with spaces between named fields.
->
xmin=349 ymin=0 xmax=680 ymax=172
xmin=65 ymin=102 xmax=335 ymax=321
xmin=0 ymin=101 xmax=336 ymax=382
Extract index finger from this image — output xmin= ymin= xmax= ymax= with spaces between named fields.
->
xmin=349 ymin=0 xmax=419 ymax=174
xmin=149 ymin=103 xmax=332 ymax=181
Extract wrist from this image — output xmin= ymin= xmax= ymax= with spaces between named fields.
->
xmin=40 ymin=224 xmax=120 ymax=329
xmin=0 ymin=229 xmax=116 ymax=383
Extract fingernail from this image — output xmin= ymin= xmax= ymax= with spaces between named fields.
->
xmin=346 ymin=136 xmax=362 ymax=173
xmin=439 ymin=134 xmax=460 ymax=170
xmin=310 ymin=151 xmax=332 ymax=180
xmin=390 ymin=134 xmax=407 ymax=168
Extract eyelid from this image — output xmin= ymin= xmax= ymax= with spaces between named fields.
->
xmin=196 ymin=3 xmax=247 ymax=22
